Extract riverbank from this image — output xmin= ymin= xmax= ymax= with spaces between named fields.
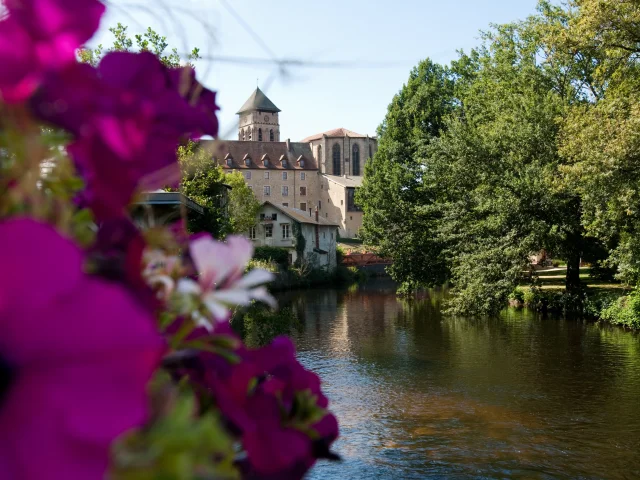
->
xmin=510 ymin=267 xmax=639 ymax=329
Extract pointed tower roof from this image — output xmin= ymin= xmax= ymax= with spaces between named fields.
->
xmin=236 ymin=87 xmax=281 ymax=114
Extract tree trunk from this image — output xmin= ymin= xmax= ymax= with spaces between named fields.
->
xmin=565 ymin=252 xmax=581 ymax=294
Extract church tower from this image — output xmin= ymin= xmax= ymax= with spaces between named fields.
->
xmin=237 ymin=87 xmax=281 ymax=142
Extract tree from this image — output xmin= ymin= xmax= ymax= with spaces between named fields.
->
xmin=177 ymin=142 xmax=229 ymax=238
xmin=224 ymin=171 xmax=261 ymax=234
xmin=357 ymin=59 xmax=458 ymax=291
xmin=79 ymin=23 xmax=201 ymax=67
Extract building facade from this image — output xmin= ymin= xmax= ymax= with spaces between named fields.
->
xmin=207 ymin=88 xmax=377 ymax=238
xmin=250 ymin=202 xmax=339 ymax=271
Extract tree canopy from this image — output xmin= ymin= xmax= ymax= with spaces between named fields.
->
xmin=359 ymin=0 xmax=640 ymax=315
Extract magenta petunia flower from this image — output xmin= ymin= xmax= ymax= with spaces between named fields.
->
xmin=0 ymin=0 xmax=105 ymax=103
xmin=31 ymin=52 xmax=219 ymax=219
xmin=0 ymin=218 xmax=164 ymax=479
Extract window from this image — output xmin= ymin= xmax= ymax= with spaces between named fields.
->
xmin=249 ymin=130 xmax=252 ymax=140
xmin=265 ymin=224 xmax=273 ymax=238
xmin=341 ymin=200 xmax=343 ymax=205
xmin=282 ymin=186 xmax=289 ymax=196
xmin=326 ymin=213 xmax=328 ymax=218
xmin=347 ymin=187 xmax=361 ymax=211
xmin=272 ymin=214 xmax=277 ymax=220
xmin=245 ymin=158 xmax=251 ymax=167
xmin=264 ymin=171 xmax=270 ymax=179
xmin=318 ymin=200 xmax=321 ymax=210
xmin=269 ymin=129 xmax=274 ymax=141
xmin=258 ymin=128 xmax=263 ymax=141
xmin=244 ymin=171 xmax=251 ymax=180
xmin=300 ymin=172 xmax=306 ymax=180
xmin=300 ymin=159 xmax=305 ymax=168
xmin=282 ymin=171 xmax=288 ymax=180
xmin=226 ymin=158 xmax=232 ymax=166
xmin=242 ymin=130 xmax=245 ymax=141
xmin=283 ymin=202 xmax=289 ymax=207
xmin=300 ymin=202 xmax=307 ymax=212
xmin=281 ymin=224 xmax=290 ymax=239
xmin=282 ymin=160 xmax=288 ymax=168
xmin=263 ymin=160 xmax=268 ymax=167
xmin=249 ymin=226 xmax=256 ymax=240
xmin=264 ymin=186 xmax=271 ymax=196
xmin=352 ymin=144 xmax=360 ymax=176
xmin=318 ymin=145 xmax=322 ymax=164
xmin=332 ymin=143 xmax=341 ymax=175
xmin=300 ymin=186 xmax=307 ymax=196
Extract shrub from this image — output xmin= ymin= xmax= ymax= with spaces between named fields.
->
xmin=253 ymin=246 xmax=289 ymax=267
xmin=600 ymin=290 xmax=640 ymax=329
xmin=509 ymin=287 xmax=525 ymax=303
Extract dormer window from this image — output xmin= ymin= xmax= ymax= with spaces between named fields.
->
xmin=245 ymin=158 xmax=251 ymax=166
xmin=282 ymin=160 xmax=288 ymax=168
xmin=299 ymin=159 xmax=305 ymax=168
xmin=226 ymin=158 xmax=233 ymax=167
xmin=263 ymin=160 xmax=269 ymax=167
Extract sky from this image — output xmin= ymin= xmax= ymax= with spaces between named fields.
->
xmin=94 ymin=0 xmax=541 ymax=141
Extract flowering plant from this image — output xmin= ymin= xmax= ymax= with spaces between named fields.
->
xmin=0 ymin=1 xmax=338 ymax=478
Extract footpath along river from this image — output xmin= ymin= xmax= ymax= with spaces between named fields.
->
xmin=276 ymin=279 xmax=640 ymax=479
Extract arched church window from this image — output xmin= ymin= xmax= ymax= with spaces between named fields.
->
xmin=258 ymin=128 xmax=263 ymax=141
xmin=352 ymin=144 xmax=360 ymax=176
xmin=270 ymin=129 xmax=274 ymax=142
xmin=332 ymin=143 xmax=341 ymax=176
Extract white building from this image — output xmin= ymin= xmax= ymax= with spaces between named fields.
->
xmin=249 ymin=201 xmax=339 ymax=271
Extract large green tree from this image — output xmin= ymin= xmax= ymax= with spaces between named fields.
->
xmin=223 ymin=171 xmax=261 ymax=234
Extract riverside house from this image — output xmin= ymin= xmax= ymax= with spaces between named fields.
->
xmin=249 ymin=201 xmax=339 ymax=271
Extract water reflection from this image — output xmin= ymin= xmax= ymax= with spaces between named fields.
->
xmin=279 ymin=280 xmax=640 ymax=479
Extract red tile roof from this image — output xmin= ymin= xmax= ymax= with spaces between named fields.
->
xmin=203 ymin=140 xmax=318 ymax=170
xmin=301 ymin=128 xmax=368 ymax=143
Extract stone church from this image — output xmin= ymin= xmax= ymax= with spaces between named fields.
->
xmin=209 ymin=87 xmax=377 ymax=238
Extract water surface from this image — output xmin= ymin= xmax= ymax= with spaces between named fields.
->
xmin=280 ymin=280 xmax=640 ymax=479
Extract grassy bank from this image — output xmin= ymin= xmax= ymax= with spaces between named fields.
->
xmin=511 ymin=267 xmax=638 ymax=329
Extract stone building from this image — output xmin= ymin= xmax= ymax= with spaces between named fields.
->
xmin=209 ymin=88 xmax=377 ymax=238
xmin=250 ymin=202 xmax=339 ymax=270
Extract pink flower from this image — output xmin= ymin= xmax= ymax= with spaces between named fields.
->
xmin=31 ymin=52 xmax=219 ymax=219
xmin=0 ymin=218 xmax=164 ymax=479
xmin=0 ymin=0 xmax=105 ymax=103
xmin=177 ymin=234 xmax=276 ymax=329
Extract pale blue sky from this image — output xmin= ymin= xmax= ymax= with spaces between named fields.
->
xmin=96 ymin=0 xmax=540 ymax=141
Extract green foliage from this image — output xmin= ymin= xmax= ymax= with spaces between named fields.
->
xmin=79 ymin=23 xmax=201 ymax=67
xmin=246 ymin=258 xmax=279 ymax=273
xmin=111 ymin=375 xmax=237 ymax=479
xmin=177 ymin=142 xmax=229 ymax=238
xmin=232 ymin=304 xmax=300 ymax=348
xmin=253 ymin=246 xmax=289 ymax=267
xmin=600 ymin=290 xmax=640 ymax=330
xmin=224 ymin=171 xmax=261 ymax=234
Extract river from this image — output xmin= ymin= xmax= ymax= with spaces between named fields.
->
xmin=275 ymin=280 xmax=640 ymax=479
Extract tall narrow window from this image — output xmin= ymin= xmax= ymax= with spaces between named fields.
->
xmin=282 ymin=186 xmax=289 ymax=196
xmin=281 ymin=224 xmax=290 ymax=239
xmin=265 ymin=225 xmax=273 ymax=238
xmin=300 ymin=172 xmax=306 ymax=180
xmin=300 ymin=202 xmax=307 ymax=212
xmin=249 ymin=130 xmax=252 ymax=141
xmin=352 ymin=144 xmax=360 ymax=176
xmin=264 ymin=172 xmax=270 ymax=179
xmin=258 ymin=128 xmax=263 ymax=141
xmin=270 ymin=129 xmax=274 ymax=141
xmin=332 ymin=143 xmax=341 ymax=176
xmin=264 ymin=186 xmax=270 ymax=196
xmin=318 ymin=145 xmax=322 ymax=165
xmin=300 ymin=186 xmax=307 ymax=196
xmin=249 ymin=226 xmax=256 ymax=240
xmin=242 ymin=130 xmax=245 ymax=141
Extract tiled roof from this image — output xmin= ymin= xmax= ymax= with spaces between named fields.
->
xmin=206 ymin=140 xmax=318 ymax=170
xmin=301 ymin=127 xmax=368 ymax=143
xmin=262 ymin=202 xmax=339 ymax=227
xmin=323 ymin=174 xmax=364 ymax=188
xmin=236 ymin=87 xmax=281 ymax=114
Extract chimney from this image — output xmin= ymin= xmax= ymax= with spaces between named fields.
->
xmin=286 ymin=138 xmax=291 ymax=151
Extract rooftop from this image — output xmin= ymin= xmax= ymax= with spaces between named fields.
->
xmin=301 ymin=128 xmax=369 ymax=143
xmin=262 ymin=202 xmax=339 ymax=227
xmin=206 ymin=140 xmax=318 ymax=170
xmin=323 ymin=175 xmax=364 ymax=188
xmin=236 ymin=87 xmax=281 ymax=115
